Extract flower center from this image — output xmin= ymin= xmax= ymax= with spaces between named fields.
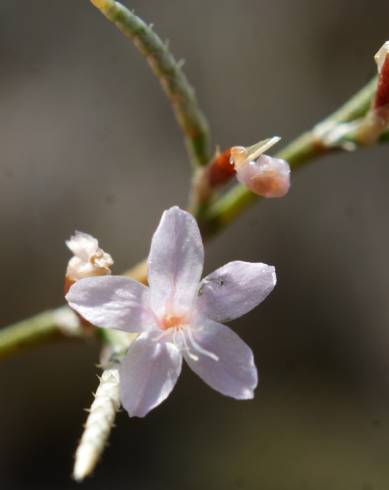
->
xmin=161 ymin=314 xmax=186 ymax=330
xmin=154 ymin=315 xmax=219 ymax=363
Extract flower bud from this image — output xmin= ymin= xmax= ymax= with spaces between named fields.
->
xmin=206 ymin=148 xmax=236 ymax=187
xmin=230 ymin=137 xmax=290 ymax=198
xmin=235 ymin=154 xmax=290 ymax=198
xmin=65 ymin=231 xmax=113 ymax=291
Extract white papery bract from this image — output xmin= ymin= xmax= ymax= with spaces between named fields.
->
xmin=66 ymin=207 xmax=277 ymax=417
xmin=66 ymin=231 xmax=113 ymax=281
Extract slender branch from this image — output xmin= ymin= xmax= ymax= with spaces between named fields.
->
xmin=0 ymin=258 xmax=147 ymax=360
xmin=318 ymin=77 xmax=378 ymax=126
xmin=73 ymin=365 xmax=120 ymax=481
xmin=90 ymin=0 xmax=211 ymax=167
xmin=73 ymin=328 xmax=133 ymax=481
xmin=0 ymin=307 xmax=83 ymax=360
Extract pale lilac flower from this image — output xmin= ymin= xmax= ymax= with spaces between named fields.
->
xmin=66 ymin=231 xmax=113 ymax=282
xmin=66 ymin=207 xmax=276 ymax=417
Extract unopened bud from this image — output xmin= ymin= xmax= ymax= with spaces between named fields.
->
xmin=235 ymin=154 xmax=290 ymax=198
xmin=65 ymin=231 xmax=113 ymax=286
xmin=206 ymin=148 xmax=236 ymax=187
xmin=230 ymin=136 xmax=290 ymax=198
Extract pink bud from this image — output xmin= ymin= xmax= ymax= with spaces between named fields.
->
xmin=235 ymin=154 xmax=291 ymax=198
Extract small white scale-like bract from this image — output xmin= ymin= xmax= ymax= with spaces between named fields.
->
xmin=66 ymin=231 xmax=113 ymax=282
xmin=230 ymin=137 xmax=291 ymax=198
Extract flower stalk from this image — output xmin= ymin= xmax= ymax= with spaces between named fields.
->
xmin=73 ymin=327 xmax=136 ymax=481
xmin=90 ymin=0 xmax=211 ymax=168
xmin=73 ymin=365 xmax=120 ymax=481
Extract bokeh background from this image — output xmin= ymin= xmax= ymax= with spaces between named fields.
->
xmin=1 ymin=1 xmax=389 ymax=489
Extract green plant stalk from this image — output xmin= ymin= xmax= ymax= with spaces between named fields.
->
xmin=200 ymin=77 xmax=385 ymax=235
xmin=0 ymin=309 xmax=76 ymax=359
xmin=72 ymin=326 xmax=134 ymax=481
xmin=90 ymin=0 xmax=211 ymax=167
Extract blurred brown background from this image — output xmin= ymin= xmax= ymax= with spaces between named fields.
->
xmin=1 ymin=1 xmax=389 ymax=489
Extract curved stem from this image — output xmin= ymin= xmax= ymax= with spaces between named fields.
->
xmin=90 ymin=0 xmax=211 ymax=167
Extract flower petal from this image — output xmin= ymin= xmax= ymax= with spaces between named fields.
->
xmin=148 ymin=206 xmax=204 ymax=314
xmin=66 ymin=276 xmax=157 ymax=332
xmin=184 ymin=320 xmax=258 ymax=399
xmin=197 ymin=261 xmax=276 ymax=322
xmin=119 ymin=334 xmax=182 ymax=417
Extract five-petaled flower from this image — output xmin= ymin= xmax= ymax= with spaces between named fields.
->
xmin=66 ymin=207 xmax=276 ymax=417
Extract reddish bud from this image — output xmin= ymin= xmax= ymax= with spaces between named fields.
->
xmin=374 ymin=42 xmax=389 ymax=110
xmin=356 ymin=42 xmax=389 ymax=145
xmin=207 ymin=148 xmax=236 ymax=187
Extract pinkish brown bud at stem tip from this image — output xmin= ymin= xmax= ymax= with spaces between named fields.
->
xmin=230 ymin=137 xmax=290 ymax=198
xmin=235 ymin=154 xmax=291 ymax=198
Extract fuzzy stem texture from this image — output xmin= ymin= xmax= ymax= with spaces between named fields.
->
xmin=73 ymin=365 xmax=120 ymax=481
xmin=90 ymin=0 xmax=211 ymax=167
xmin=73 ymin=328 xmax=136 ymax=481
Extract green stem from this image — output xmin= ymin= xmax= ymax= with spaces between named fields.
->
xmin=90 ymin=0 xmax=211 ymax=167
xmin=320 ymin=77 xmax=377 ymax=125
xmin=0 ymin=307 xmax=82 ymax=360
xmin=200 ymin=76 xmax=382 ymax=235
